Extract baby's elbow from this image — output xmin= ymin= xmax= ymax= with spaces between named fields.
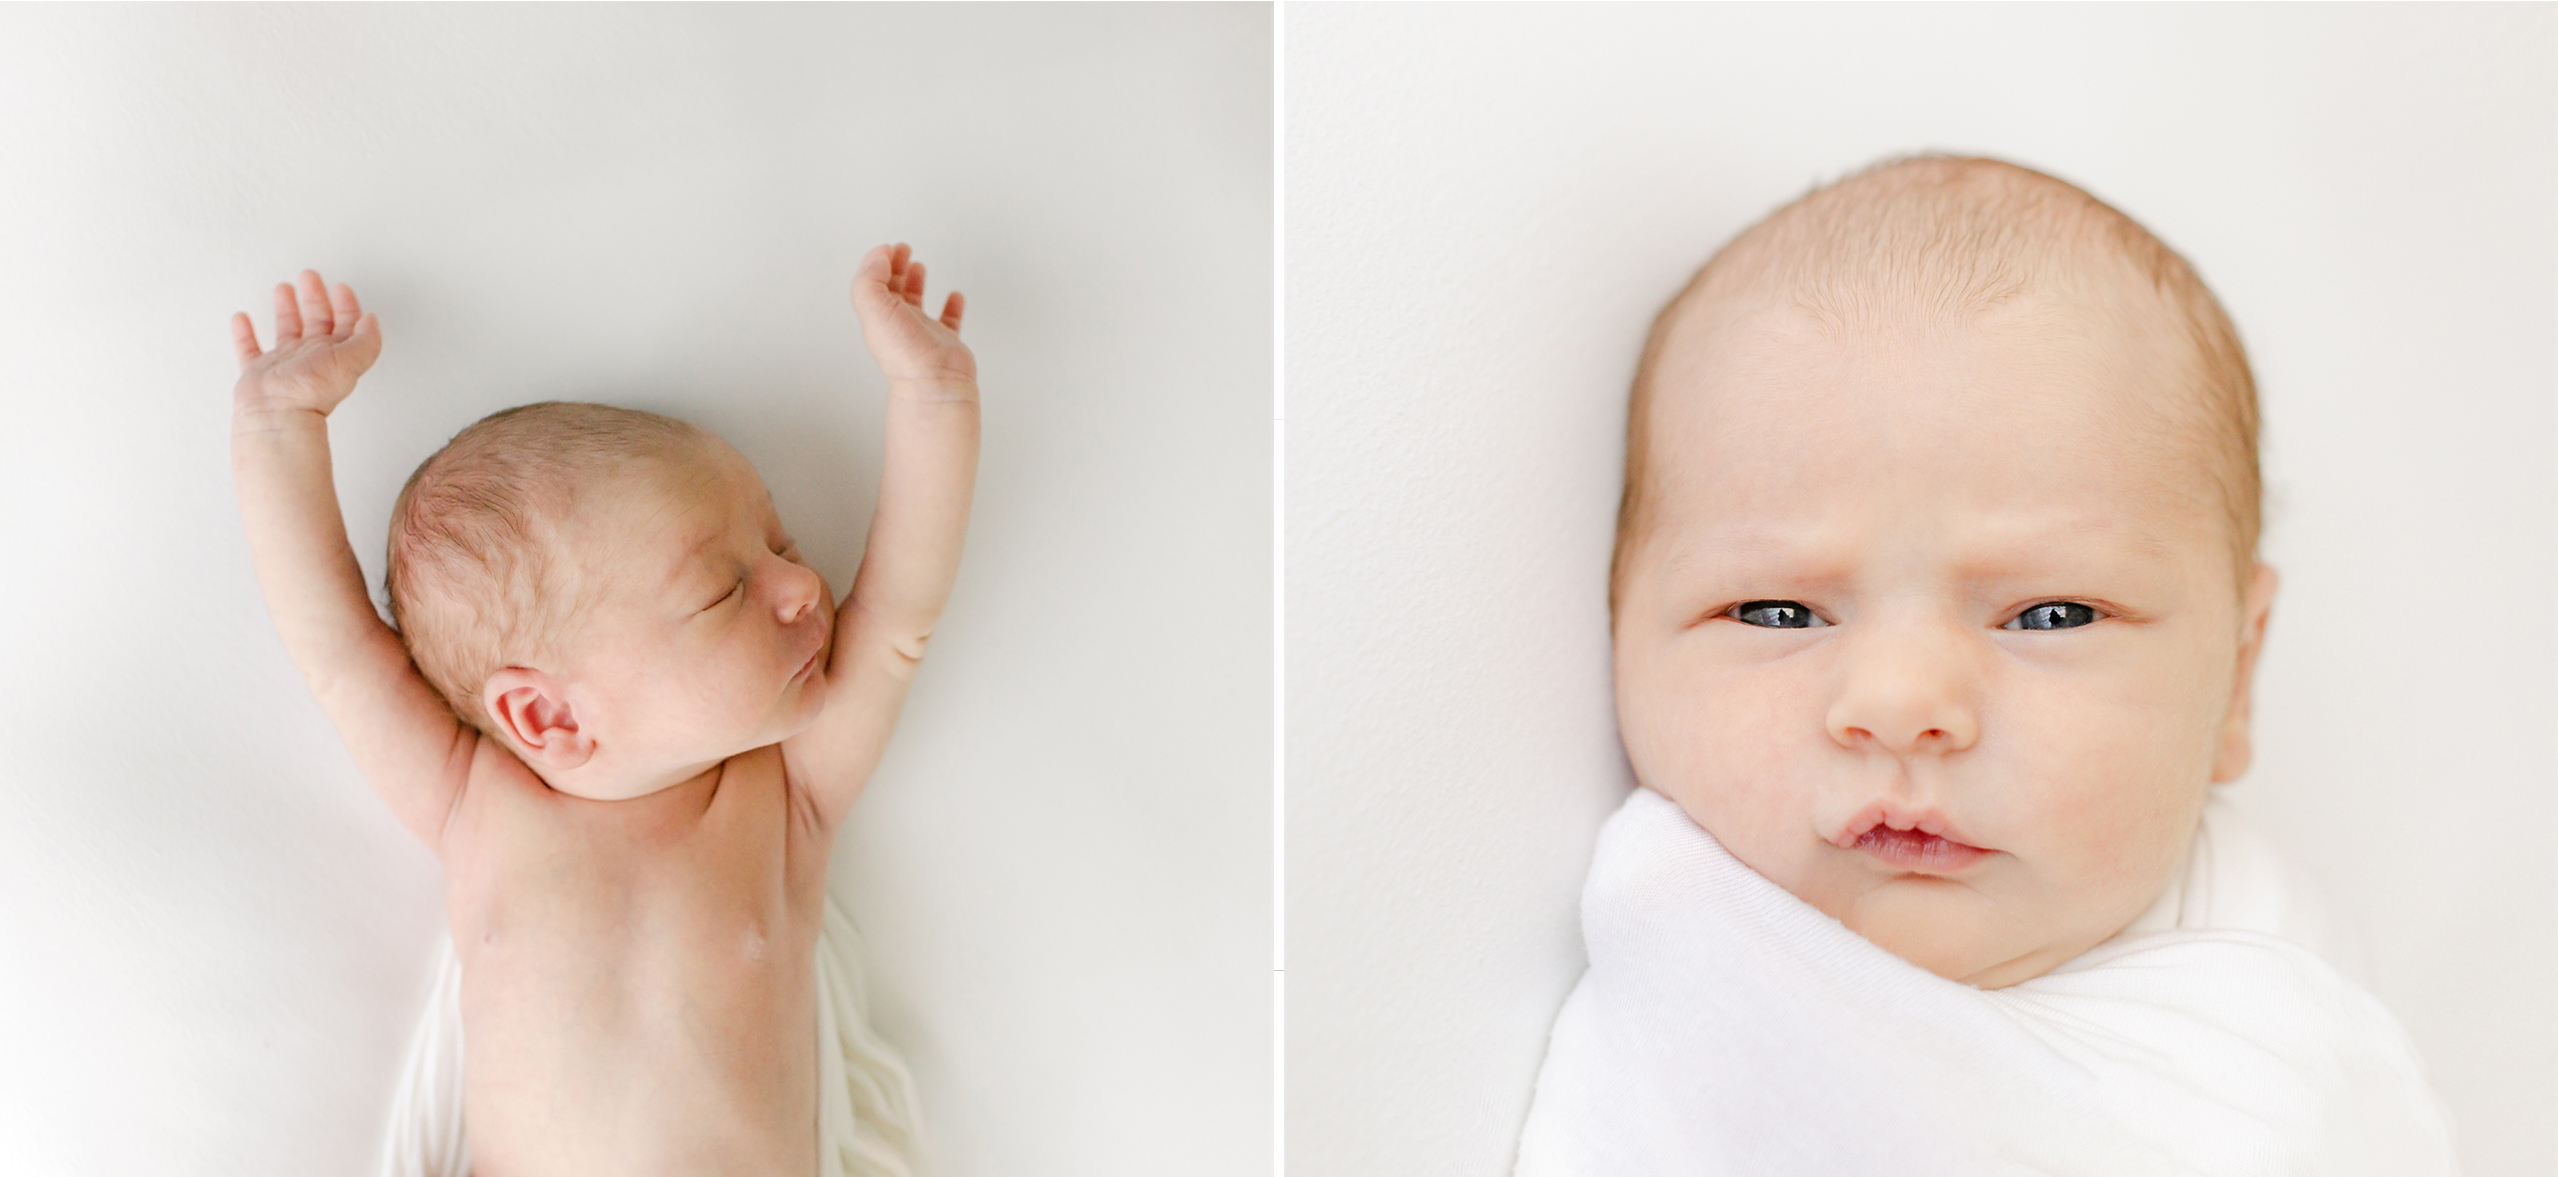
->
xmin=868 ymin=630 xmax=931 ymax=682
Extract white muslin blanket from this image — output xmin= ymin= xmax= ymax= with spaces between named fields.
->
xmin=1515 ymin=788 xmax=2457 ymax=1176
xmin=378 ymin=897 xmax=920 ymax=1177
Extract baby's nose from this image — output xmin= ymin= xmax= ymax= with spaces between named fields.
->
xmin=774 ymin=560 xmax=826 ymax=621
xmin=1823 ymin=622 xmax=1982 ymax=756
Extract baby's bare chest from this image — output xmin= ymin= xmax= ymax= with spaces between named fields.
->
xmin=443 ymin=744 xmax=828 ymax=980
xmin=432 ymin=746 xmax=833 ymax=1167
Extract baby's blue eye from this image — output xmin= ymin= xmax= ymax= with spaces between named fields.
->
xmin=2005 ymin=602 xmax=2097 ymax=631
xmin=1730 ymin=600 xmax=1827 ymax=629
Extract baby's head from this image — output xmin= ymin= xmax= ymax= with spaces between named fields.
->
xmin=386 ymin=402 xmax=834 ymax=801
xmin=1610 ymin=156 xmax=2277 ymax=988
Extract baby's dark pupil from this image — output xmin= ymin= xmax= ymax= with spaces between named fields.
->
xmin=2020 ymin=602 xmax=2095 ymax=630
xmin=1738 ymin=600 xmax=1812 ymax=628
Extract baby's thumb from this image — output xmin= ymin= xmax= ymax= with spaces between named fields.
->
xmin=347 ymin=313 xmax=384 ymax=369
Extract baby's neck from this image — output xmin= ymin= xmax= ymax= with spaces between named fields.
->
xmin=530 ymin=751 xmax=729 ymax=804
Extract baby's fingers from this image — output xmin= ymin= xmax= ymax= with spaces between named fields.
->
xmin=230 ymin=312 xmax=263 ymax=368
xmin=940 ymin=291 xmax=965 ymax=333
xmin=271 ymin=281 xmax=304 ymax=344
xmin=902 ymin=261 xmax=927 ymax=308
xmin=330 ymin=282 xmax=363 ymax=336
xmin=295 ymin=270 xmax=335 ymax=336
xmin=853 ymin=243 xmax=903 ymax=311
xmin=852 ymin=246 xmax=885 ymax=289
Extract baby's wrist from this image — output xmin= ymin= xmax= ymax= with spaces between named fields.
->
xmin=231 ymin=402 xmax=330 ymax=439
xmin=882 ymin=375 xmax=979 ymax=403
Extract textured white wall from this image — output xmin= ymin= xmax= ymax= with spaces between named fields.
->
xmin=1287 ymin=5 xmax=2554 ymax=1175
xmin=0 ymin=6 xmax=1269 ymax=1175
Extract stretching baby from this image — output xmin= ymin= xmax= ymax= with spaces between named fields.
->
xmin=229 ymin=244 xmax=974 ymax=1176
xmin=1516 ymin=158 xmax=2456 ymax=1173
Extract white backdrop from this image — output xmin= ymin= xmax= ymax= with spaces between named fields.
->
xmin=1287 ymin=5 xmax=2554 ymax=1176
xmin=0 ymin=6 xmax=1269 ymax=1175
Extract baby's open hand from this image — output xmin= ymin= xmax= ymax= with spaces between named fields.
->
xmin=851 ymin=243 xmax=975 ymax=386
xmin=230 ymin=269 xmax=380 ymax=422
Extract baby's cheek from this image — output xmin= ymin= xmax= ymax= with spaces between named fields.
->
xmin=1651 ymin=674 xmax=1814 ymax=869
xmin=1624 ymin=675 xmax=1728 ymax=802
xmin=1701 ymin=665 xmax=1816 ymax=777
xmin=789 ymin=667 xmax=827 ymax=724
xmin=2017 ymin=738 xmax=2204 ymax=909
xmin=680 ymin=658 xmax=763 ymax=738
xmin=732 ymin=663 xmax=782 ymax=730
xmin=1702 ymin=720 xmax=1803 ymax=836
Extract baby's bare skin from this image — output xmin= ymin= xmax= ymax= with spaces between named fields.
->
xmin=229 ymin=246 xmax=976 ymax=1174
xmin=444 ymin=741 xmax=827 ymax=1171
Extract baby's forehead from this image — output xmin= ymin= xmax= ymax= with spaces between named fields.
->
xmin=1645 ymin=294 xmax=2226 ymax=533
xmin=1615 ymin=157 xmax=2259 ymax=605
xmin=561 ymin=445 xmax=773 ymax=552
xmin=1660 ymin=285 xmax=2196 ymax=426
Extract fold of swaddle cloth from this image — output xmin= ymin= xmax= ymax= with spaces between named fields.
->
xmin=1514 ymin=788 xmax=2456 ymax=1177
xmin=379 ymin=897 xmax=919 ymax=1177
xmin=379 ymin=927 xmax=467 ymax=1177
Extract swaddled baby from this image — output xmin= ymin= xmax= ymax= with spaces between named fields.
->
xmin=229 ymin=244 xmax=974 ymax=1175
xmin=1518 ymin=157 xmax=2454 ymax=1173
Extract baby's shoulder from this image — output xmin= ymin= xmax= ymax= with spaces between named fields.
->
xmin=440 ymin=737 xmax=816 ymax=859
xmin=724 ymin=741 xmax=825 ymax=832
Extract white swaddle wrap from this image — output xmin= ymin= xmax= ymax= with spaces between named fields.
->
xmin=1515 ymin=788 xmax=2456 ymax=1176
xmin=378 ymin=896 xmax=920 ymax=1177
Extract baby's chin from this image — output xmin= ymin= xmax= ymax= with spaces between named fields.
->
xmin=1837 ymin=879 xmax=2122 ymax=989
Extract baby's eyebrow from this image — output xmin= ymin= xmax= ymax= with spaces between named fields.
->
xmin=1659 ymin=513 xmax=2178 ymax=582
xmin=1660 ymin=526 xmax=1853 ymax=580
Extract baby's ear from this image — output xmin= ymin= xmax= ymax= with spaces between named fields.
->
xmin=2208 ymin=564 xmax=2280 ymax=784
xmin=482 ymin=667 xmax=597 ymax=772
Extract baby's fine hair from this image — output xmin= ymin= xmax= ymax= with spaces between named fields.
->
xmin=384 ymin=401 xmax=705 ymax=738
xmin=1613 ymin=154 xmax=2261 ymax=614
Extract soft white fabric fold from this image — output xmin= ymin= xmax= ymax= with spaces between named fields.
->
xmin=1514 ymin=788 xmax=2455 ymax=1176
xmin=378 ymin=896 xmax=920 ymax=1177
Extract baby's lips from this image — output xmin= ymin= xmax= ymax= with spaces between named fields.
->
xmin=788 ymin=618 xmax=831 ymax=681
xmin=1853 ymin=826 xmax=1993 ymax=874
xmin=1830 ymin=799 xmax=1990 ymax=852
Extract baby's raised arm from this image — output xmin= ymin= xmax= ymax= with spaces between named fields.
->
xmin=783 ymin=244 xmax=980 ymax=831
xmin=231 ymin=270 xmax=473 ymax=850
